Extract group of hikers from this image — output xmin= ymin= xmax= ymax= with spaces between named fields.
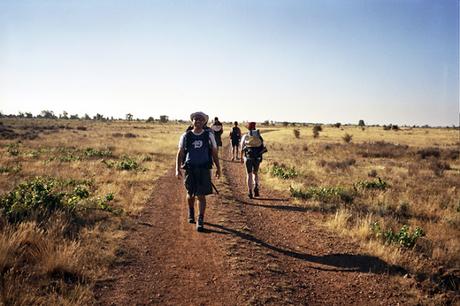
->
xmin=175 ymin=111 xmax=267 ymax=232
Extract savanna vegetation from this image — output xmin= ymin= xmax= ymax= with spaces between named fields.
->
xmin=259 ymin=124 xmax=459 ymax=297
xmin=0 ymin=117 xmax=458 ymax=303
xmin=0 ymin=118 xmax=181 ymax=304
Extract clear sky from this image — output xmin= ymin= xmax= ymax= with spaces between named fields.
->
xmin=0 ymin=0 xmax=458 ymax=126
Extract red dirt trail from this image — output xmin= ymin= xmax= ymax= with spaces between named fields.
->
xmin=96 ymin=148 xmax=420 ymax=305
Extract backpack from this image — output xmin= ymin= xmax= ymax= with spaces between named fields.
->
xmin=243 ymin=130 xmax=266 ymax=159
xmin=181 ymin=129 xmax=213 ymax=169
xmin=230 ymin=127 xmax=241 ymax=140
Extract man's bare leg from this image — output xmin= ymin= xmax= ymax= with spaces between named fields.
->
xmin=187 ymin=194 xmax=195 ymax=223
xmin=196 ymin=195 xmax=206 ymax=231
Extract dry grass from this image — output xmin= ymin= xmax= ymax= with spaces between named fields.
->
xmin=0 ymin=118 xmax=182 ymax=304
xmin=258 ymin=124 xmax=460 ymax=296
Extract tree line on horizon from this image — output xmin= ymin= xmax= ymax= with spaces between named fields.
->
xmin=0 ymin=110 xmax=457 ymax=129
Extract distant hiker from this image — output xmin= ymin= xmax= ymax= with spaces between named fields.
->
xmin=240 ymin=122 xmax=267 ymax=199
xmin=211 ymin=117 xmax=223 ymax=153
xmin=229 ymin=121 xmax=242 ymax=161
xmin=176 ymin=111 xmax=221 ymax=232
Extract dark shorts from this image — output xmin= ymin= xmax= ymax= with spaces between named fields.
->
xmin=184 ymin=167 xmax=213 ymax=196
xmin=244 ymin=158 xmax=260 ymax=173
xmin=216 ymin=137 xmax=222 ymax=147
xmin=231 ymin=139 xmax=240 ymax=147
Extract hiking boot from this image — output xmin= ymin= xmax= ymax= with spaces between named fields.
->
xmin=196 ymin=215 xmax=204 ymax=232
xmin=254 ymin=186 xmax=259 ymax=197
xmin=248 ymin=191 xmax=253 ymax=199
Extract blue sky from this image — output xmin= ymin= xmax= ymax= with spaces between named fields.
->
xmin=0 ymin=0 xmax=458 ymax=126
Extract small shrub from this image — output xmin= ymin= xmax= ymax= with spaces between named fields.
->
xmin=124 ymin=133 xmax=137 ymax=138
xmin=368 ymin=169 xmax=378 ymax=177
xmin=290 ymin=185 xmax=354 ymax=203
xmin=76 ymin=126 xmax=87 ymax=131
xmin=430 ymin=160 xmax=451 ymax=176
xmin=342 ymin=133 xmax=353 ymax=143
xmin=371 ymin=223 xmax=425 ymax=248
xmin=7 ymin=143 xmax=19 ymax=156
xmin=355 ymin=177 xmax=388 ymax=190
xmin=293 ymin=129 xmax=300 ymax=139
xmin=116 ymin=156 xmax=139 ymax=171
xmin=417 ymin=147 xmax=440 ymax=159
xmin=84 ymin=147 xmax=113 ymax=158
xmin=270 ymin=164 xmax=298 ymax=179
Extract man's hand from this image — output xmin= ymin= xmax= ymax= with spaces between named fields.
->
xmin=175 ymin=169 xmax=182 ymax=179
xmin=215 ymin=168 xmax=221 ymax=179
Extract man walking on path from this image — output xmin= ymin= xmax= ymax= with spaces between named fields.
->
xmin=211 ymin=117 xmax=223 ymax=153
xmin=229 ymin=121 xmax=242 ymax=161
xmin=240 ymin=122 xmax=266 ymax=199
xmin=176 ymin=111 xmax=221 ymax=232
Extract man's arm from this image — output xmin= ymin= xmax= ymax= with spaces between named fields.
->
xmin=176 ymin=148 xmax=184 ymax=178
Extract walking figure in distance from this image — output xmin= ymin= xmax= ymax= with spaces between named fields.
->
xmin=176 ymin=111 xmax=221 ymax=232
xmin=229 ymin=121 xmax=242 ymax=161
xmin=240 ymin=122 xmax=267 ymax=199
xmin=211 ymin=117 xmax=223 ymax=154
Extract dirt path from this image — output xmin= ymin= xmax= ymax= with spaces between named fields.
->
xmin=96 ymin=146 xmax=419 ymax=305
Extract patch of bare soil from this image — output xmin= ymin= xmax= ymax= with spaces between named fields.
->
xmin=96 ymin=146 xmax=430 ymax=305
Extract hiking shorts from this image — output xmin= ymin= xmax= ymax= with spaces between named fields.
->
xmin=184 ymin=167 xmax=213 ymax=196
xmin=231 ymin=139 xmax=240 ymax=147
xmin=244 ymin=158 xmax=260 ymax=173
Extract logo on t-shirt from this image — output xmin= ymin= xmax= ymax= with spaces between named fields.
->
xmin=192 ymin=140 xmax=203 ymax=149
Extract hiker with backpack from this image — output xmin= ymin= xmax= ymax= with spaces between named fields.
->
xmin=240 ymin=122 xmax=267 ymax=199
xmin=176 ymin=111 xmax=221 ymax=232
xmin=229 ymin=121 xmax=242 ymax=161
xmin=211 ymin=117 xmax=223 ymax=153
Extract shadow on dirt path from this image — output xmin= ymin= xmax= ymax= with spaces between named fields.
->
xmin=96 ymin=143 xmax=420 ymax=306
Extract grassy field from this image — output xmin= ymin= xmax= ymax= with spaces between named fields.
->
xmin=258 ymin=124 xmax=459 ymax=291
xmin=0 ymin=118 xmax=182 ymax=304
xmin=0 ymin=119 xmax=458 ymax=303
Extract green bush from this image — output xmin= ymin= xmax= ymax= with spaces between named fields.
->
xmin=270 ymin=164 xmax=298 ymax=179
xmin=290 ymin=185 xmax=354 ymax=203
xmin=85 ymin=147 xmax=113 ymax=158
xmin=371 ymin=222 xmax=424 ymax=248
xmin=355 ymin=177 xmax=388 ymax=190
xmin=116 ymin=156 xmax=139 ymax=171
xmin=0 ymin=177 xmax=92 ymax=223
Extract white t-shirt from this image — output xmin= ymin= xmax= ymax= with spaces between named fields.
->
xmin=178 ymin=129 xmax=217 ymax=149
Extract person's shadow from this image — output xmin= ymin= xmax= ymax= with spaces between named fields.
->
xmin=203 ymin=222 xmax=406 ymax=275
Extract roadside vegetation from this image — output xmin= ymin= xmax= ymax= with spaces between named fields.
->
xmin=260 ymin=124 xmax=459 ymax=301
xmin=0 ymin=118 xmax=181 ymax=304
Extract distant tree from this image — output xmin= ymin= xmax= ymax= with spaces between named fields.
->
xmin=25 ymin=112 xmax=33 ymax=118
xmin=159 ymin=115 xmax=169 ymax=123
xmin=60 ymin=111 xmax=68 ymax=119
xmin=94 ymin=113 xmax=104 ymax=120
xmin=334 ymin=122 xmax=341 ymax=128
xmin=40 ymin=110 xmax=56 ymax=119
xmin=146 ymin=116 xmax=154 ymax=123
xmin=262 ymin=120 xmax=270 ymax=126
xmin=282 ymin=121 xmax=289 ymax=127
xmin=70 ymin=114 xmax=79 ymax=119
xmin=313 ymin=124 xmax=322 ymax=138
xmin=358 ymin=119 xmax=365 ymax=127
xmin=84 ymin=113 xmax=91 ymax=120
xmin=18 ymin=112 xmax=25 ymax=118
xmin=126 ymin=113 xmax=133 ymax=121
